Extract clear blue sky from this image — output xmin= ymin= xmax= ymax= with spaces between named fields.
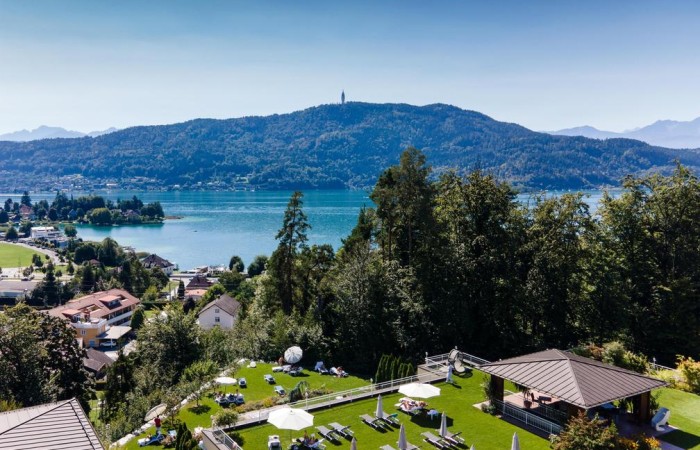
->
xmin=1 ymin=0 xmax=699 ymax=133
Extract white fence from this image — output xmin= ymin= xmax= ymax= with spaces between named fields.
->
xmin=212 ymin=428 xmax=243 ymax=450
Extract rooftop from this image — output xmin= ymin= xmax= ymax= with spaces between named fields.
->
xmin=47 ymin=289 xmax=140 ymax=321
xmin=199 ymin=293 xmax=241 ymax=317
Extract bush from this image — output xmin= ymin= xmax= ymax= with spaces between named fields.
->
xmin=550 ymin=412 xmax=618 ymax=450
xmin=212 ymin=409 xmax=238 ymax=428
xmin=677 ymin=356 xmax=700 ymax=394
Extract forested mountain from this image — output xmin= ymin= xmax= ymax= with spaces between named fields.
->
xmin=2 ymin=102 xmax=699 ymax=190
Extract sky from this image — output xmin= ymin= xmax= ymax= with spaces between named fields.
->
xmin=1 ymin=1 xmax=700 ymax=134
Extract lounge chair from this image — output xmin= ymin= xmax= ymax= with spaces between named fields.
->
xmin=378 ymin=412 xmax=400 ymax=426
xmin=441 ymin=431 xmax=464 ymax=446
xmin=289 ymin=366 xmax=303 ymax=376
xmin=422 ymin=432 xmax=450 ymax=449
xmin=380 ymin=446 xmax=397 ymax=450
xmin=268 ymin=435 xmax=282 ymax=450
xmin=328 ymin=422 xmax=353 ymax=439
xmin=361 ymin=414 xmax=384 ymax=430
xmin=238 ymin=377 xmax=247 ymax=388
xmin=316 ymin=426 xmax=339 ymax=442
xmin=651 ymin=407 xmax=670 ymax=431
xmin=264 ymin=374 xmax=276 ymax=384
xmin=272 ymin=365 xmax=285 ymax=373
xmin=403 ymin=442 xmax=420 ymax=450
xmin=315 ymin=361 xmax=329 ymax=375
xmin=274 ymin=385 xmax=286 ymax=396
xmin=138 ymin=432 xmax=165 ymax=447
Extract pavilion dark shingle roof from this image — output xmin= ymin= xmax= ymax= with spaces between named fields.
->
xmin=478 ymin=349 xmax=667 ymax=409
xmin=0 ymin=397 xmax=104 ymax=449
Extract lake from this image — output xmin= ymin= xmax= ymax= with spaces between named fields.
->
xmin=1 ymin=189 xmax=614 ymax=271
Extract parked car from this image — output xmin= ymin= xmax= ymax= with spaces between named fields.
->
xmin=100 ymin=340 xmax=117 ymax=348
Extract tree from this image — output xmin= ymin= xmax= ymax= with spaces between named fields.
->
xmin=67 ymin=260 xmax=75 ymax=275
xmin=218 ymin=270 xmax=245 ymax=294
xmin=3 ymin=198 xmax=11 ymax=212
xmin=140 ymin=202 xmax=164 ymax=219
xmin=34 ymin=262 xmax=59 ymax=306
xmin=0 ymin=303 xmax=91 ymax=409
xmin=0 ymin=210 xmax=8 ymax=224
xmin=182 ymin=360 xmax=217 ymax=406
xmin=228 ymin=255 xmax=244 ymax=273
xmin=88 ymin=207 xmax=112 ymax=225
xmin=550 ymin=412 xmax=618 ymax=450
xmin=81 ymin=265 xmax=95 ymax=293
xmin=20 ymin=191 xmax=31 ymax=207
xmin=178 ymin=280 xmax=185 ymax=300
xmin=64 ymin=224 xmax=77 ymax=238
xmin=103 ymin=352 xmax=135 ymax=420
xmin=247 ymin=255 xmax=268 ymax=277
xmin=5 ymin=226 xmax=18 ymax=240
xmin=175 ymin=421 xmax=199 ymax=450
xmin=130 ymin=307 xmax=145 ymax=331
xmin=267 ymin=191 xmax=310 ymax=313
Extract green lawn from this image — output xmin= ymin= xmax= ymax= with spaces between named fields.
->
xmin=656 ymin=388 xmax=700 ymax=449
xmin=0 ymin=242 xmax=45 ymax=268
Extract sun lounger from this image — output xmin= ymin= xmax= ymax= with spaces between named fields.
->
xmin=264 ymin=374 xmax=276 ymax=384
xmin=316 ymin=426 xmax=339 ymax=441
xmin=404 ymin=442 xmax=420 ymax=450
xmin=651 ymin=407 xmax=670 ymax=431
xmin=378 ymin=412 xmax=400 ymax=426
xmin=380 ymin=446 xmax=397 ymax=450
xmin=329 ymin=422 xmax=353 ymax=438
xmin=138 ymin=432 xmax=165 ymax=446
xmin=289 ymin=366 xmax=303 ymax=376
xmin=238 ymin=377 xmax=247 ymax=388
xmin=274 ymin=385 xmax=286 ymax=396
xmin=361 ymin=414 xmax=384 ymax=430
xmin=272 ymin=366 xmax=285 ymax=373
xmin=422 ymin=432 xmax=450 ymax=449
xmin=441 ymin=431 xmax=464 ymax=446
xmin=315 ymin=361 xmax=329 ymax=375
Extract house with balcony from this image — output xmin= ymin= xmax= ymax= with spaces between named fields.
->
xmin=46 ymin=289 xmax=140 ymax=348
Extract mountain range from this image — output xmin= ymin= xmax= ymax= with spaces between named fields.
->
xmin=0 ymin=125 xmax=118 ymax=142
xmin=550 ymin=117 xmax=700 ymax=149
xmin=0 ymin=102 xmax=699 ymax=191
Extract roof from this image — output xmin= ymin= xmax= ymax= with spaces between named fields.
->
xmin=47 ymin=289 xmax=140 ymax=321
xmin=0 ymin=397 xmax=104 ymax=449
xmin=141 ymin=253 xmax=174 ymax=268
xmin=83 ymin=348 xmax=115 ymax=373
xmin=199 ymin=293 xmax=241 ymax=318
xmin=478 ymin=349 xmax=667 ymax=409
xmin=97 ymin=325 xmax=131 ymax=340
xmin=186 ymin=274 xmax=214 ymax=289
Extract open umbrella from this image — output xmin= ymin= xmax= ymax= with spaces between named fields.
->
xmin=285 ymin=346 xmax=303 ymax=364
xmin=397 ymin=424 xmax=408 ymax=450
xmin=511 ymin=432 xmax=520 ymax=450
xmin=350 ymin=437 xmax=357 ymax=450
xmin=439 ymin=412 xmax=448 ymax=437
xmin=375 ymin=395 xmax=384 ymax=419
xmin=268 ymin=408 xmax=314 ymax=431
xmin=399 ymin=383 xmax=441 ymax=399
xmin=145 ymin=403 xmax=166 ymax=421
xmin=215 ymin=376 xmax=237 ymax=392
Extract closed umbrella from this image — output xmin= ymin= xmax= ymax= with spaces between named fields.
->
xmin=215 ymin=376 xmax=237 ymax=393
xmin=375 ymin=395 xmax=384 ymax=419
xmin=439 ymin=412 xmax=448 ymax=437
xmin=285 ymin=346 xmax=303 ymax=364
xmin=399 ymin=383 xmax=441 ymax=399
xmin=511 ymin=432 xmax=520 ymax=450
xmin=397 ymin=424 xmax=408 ymax=450
xmin=350 ymin=437 xmax=358 ymax=450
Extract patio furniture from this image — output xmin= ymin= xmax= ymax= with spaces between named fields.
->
xmin=651 ymin=407 xmax=670 ymax=431
xmin=380 ymin=446 xmax=397 ymax=450
xmin=396 ymin=398 xmax=425 ymax=416
xmin=268 ymin=435 xmax=282 ymax=450
xmin=238 ymin=377 xmax=247 ymax=388
xmin=272 ymin=366 xmax=285 ymax=373
xmin=315 ymin=361 xmax=330 ymax=375
xmin=264 ymin=374 xmax=276 ymax=384
xmin=421 ymin=432 xmax=450 ymax=449
xmin=427 ymin=409 xmax=439 ymax=420
xmin=441 ymin=431 xmax=464 ymax=446
xmin=274 ymin=385 xmax=286 ymax=396
xmin=400 ymin=441 xmax=420 ymax=450
xmin=360 ymin=414 xmax=384 ymax=430
xmin=378 ymin=412 xmax=400 ymax=426
xmin=316 ymin=426 xmax=339 ymax=442
xmin=329 ymin=422 xmax=353 ymax=438
xmin=289 ymin=366 xmax=303 ymax=376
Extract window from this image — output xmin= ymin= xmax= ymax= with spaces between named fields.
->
xmin=81 ymin=330 xmax=86 ymax=336
xmin=215 ymin=317 xmax=220 ymax=323
xmin=215 ymin=308 xmax=220 ymax=313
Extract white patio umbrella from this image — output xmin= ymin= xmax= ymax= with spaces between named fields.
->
xmin=267 ymin=408 xmax=314 ymax=431
xmin=375 ymin=395 xmax=384 ymax=419
xmin=511 ymin=432 xmax=520 ymax=450
xmin=285 ymin=346 xmax=303 ymax=364
xmin=398 ymin=383 xmax=441 ymax=399
xmin=397 ymin=424 xmax=408 ymax=450
xmin=215 ymin=376 xmax=237 ymax=392
xmin=145 ymin=403 xmax=166 ymax=421
xmin=350 ymin=437 xmax=358 ymax=450
xmin=439 ymin=412 xmax=448 ymax=437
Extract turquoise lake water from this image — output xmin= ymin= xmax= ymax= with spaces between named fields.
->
xmin=1 ymin=189 xmax=613 ymax=271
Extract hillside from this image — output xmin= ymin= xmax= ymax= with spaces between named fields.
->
xmin=1 ymin=102 xmax=699 ymax=191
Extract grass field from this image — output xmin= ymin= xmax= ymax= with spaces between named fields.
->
xmin=655 ymin=388 xmax=700 ymax=449
xmin=0 ymin=242 xmax=45 ymax=268
xmin=122 ymin=369 xmax=550 ymax=450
